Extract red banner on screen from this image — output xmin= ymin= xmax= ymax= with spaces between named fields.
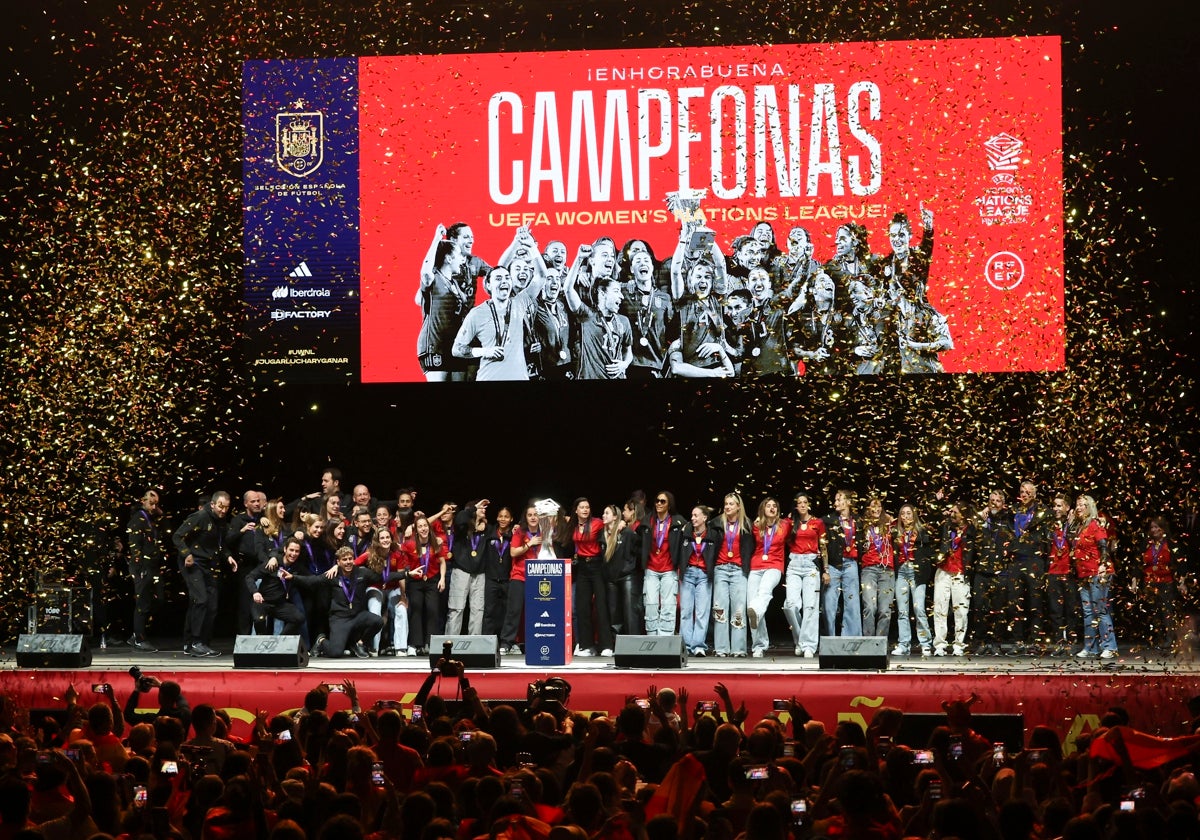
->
xmin=360 ymin=38 xmax=1063 ymax=381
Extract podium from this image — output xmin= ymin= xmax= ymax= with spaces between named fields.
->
xmin=524 ymin=557 xmax=572 ymax=666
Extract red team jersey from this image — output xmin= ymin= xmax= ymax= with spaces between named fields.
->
xmin=646 ymin=516 xmax=675 ymax=574
xmin=860 ymin=525 xmax=895 ymax=570
xmin=752 ymin=519 xmax=792 ymax=572
xmin=790 ymin=516 xmax=825 ymax=555
xmin=1143 ymin=540 xmax=1174 ymax=585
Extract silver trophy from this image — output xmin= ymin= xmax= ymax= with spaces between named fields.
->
xmin=666 ymin=188 xmax=716 ymax=253
xmin=534 ymin=498 xmax=561 ymax=559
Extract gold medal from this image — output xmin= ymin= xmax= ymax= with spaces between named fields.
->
xmin=727 ymin=551 xmax=734 ymax=559
xmin=471 ymin=550 xmax=478 ymax=557
xmin=801 ymin=522 xmax=808 ymax=531
xmin=762 ymin=553 xmax=768 ymax=561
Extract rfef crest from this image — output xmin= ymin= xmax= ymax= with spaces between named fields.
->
xmin=276 ymin=109 xmax=324 ymax=177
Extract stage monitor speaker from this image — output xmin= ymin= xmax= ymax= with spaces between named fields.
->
xmin=232 ymin=635 xmax=309 ymax=669
xmin=613 ymin=634 xmax=686 ymax=669
xmin=15 ymin=634 xmax=92 ymax=668
xmin=896 ymin=713 xmax=1026 ymax=753
xmin=818 ymin=636 xmax=889 ymax=670
xmin=429 ymin=635 xmax=501 ymax=669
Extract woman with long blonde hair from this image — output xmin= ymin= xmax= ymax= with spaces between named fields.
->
xmin=713 ymin=492 xmax=752 ymax=658
xmin=1072 ymin=494 xmax=1117 ymax=659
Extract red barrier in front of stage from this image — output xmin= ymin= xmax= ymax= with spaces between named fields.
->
xmin=3 ymin=668 xmax=1196 ymax=752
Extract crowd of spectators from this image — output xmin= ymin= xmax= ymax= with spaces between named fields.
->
xmin=4 ymin=658 xmax=1200 ymax=840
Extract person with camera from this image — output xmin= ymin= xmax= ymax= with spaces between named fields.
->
xmin=123 ymin=669 xmax=191 ymax=734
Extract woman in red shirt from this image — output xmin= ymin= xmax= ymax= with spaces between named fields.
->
xmin=360 ymin=528 xmax=409 ymax=656
xmin=748 ymin=497 xmax=791 ymax=658
xmin=570 ymin=497 xmax=612 ymax=657
xmin=858 ymin=497 xmax=896 ymax=638
xmin=402 ymin=515 xmax=447 ymax=656
xmin=1136 ymin=515 xmax=1179 ymax=652
xmin=1072 ymin=494 xmax=1116 ymax=659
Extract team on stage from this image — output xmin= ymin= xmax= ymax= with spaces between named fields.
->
xmin=128 ymin=469 xmax=1183 ymax=661
xmin=415 ymin=207 xmax=951 ymax=381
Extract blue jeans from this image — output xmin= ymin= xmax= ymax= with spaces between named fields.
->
xmin=679 ymin=565 xmax=711 ymax=653
xmin=713 ymin=564 xmax=748 ymax=655
xmin=367 ymin=587 xmax=409 ymax=651
xmin=860 ymin=565 xmax=895 ymax=637
xmin=894 ymin=564 xmax=931 ymax=651
xmin=644 ymin=569 xmax=679 ymax=635
xmin=1079 ymin=576 xmax=1117 ymax=653
xmin=747 ymin=568 xmax=782 ymax=652
xmin=783 ymin=553 xmax=821 ymax=652
xmin=823 ymin=561 xmax=862 ymax=636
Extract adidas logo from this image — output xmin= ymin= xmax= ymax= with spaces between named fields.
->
xmin=288 ymin=261 xmax=313 ymax=278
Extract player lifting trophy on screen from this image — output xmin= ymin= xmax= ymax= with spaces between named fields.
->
xmin=413 ymin=200 xmax=950 ymax=380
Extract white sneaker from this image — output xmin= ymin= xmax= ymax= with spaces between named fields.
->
xmin=952 ymin=644 xmax=966 ymax=656
xmin=794 ymin=646 xmax=804 ymax=656
xmin=802 ymin=649 xmax=815 ymax=659
xmin=599 ymin=648 xmax=614 ymax=657
xmin=934 ymin=646 xmax=948 ymax=656
xmin=1077 ymin=648 xmax=1096 ymax=658
xmin=921 ymin=647 xmax=932 ymax=657
xmin=405 ymin=647 xmax=416 ymax=657
xmin=574 ymin=646 xmax=594 ymax=657
xmin=751 ymin=649 xmax=764 ymax=658
xmin=891 ymin=645 xmax=909 ymax=656
xmin=1100 ymin=649 xmax=1117 ymax=660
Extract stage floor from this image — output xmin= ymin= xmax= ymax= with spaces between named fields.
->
xmin=5 ymin=636 xmax=1196 ymax=674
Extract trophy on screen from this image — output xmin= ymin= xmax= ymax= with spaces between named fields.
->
xmin=666 ymin=188 xmax=716 ymax=253
xmin=534 ymin=498 xmax=561 ymax=559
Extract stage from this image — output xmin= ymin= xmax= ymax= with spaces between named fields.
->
xmin=2 ymin=639 xmax=1198 ymax=753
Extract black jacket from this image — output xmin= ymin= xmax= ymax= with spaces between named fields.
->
xmin=291 ymin=567 xmax=383 ymax=618
xmin=640 ymin=514 xmax=689 ymax=573
xmin=682 ymin=522 xmax=720 ymax=577
xmin=709 ymin=517 xmax=755 ymax=574
xmin=172 ymin=507 xmax=230 ymax=569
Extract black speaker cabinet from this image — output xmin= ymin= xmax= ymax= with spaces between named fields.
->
xmin=15 ymin=634 xmax=92 ymax=668
xmin=613 ymin=634 xmax=686 ymax=669
xmin=429 ymin=635 xmax=501 ymax=669
xmin=232 ymin=635 xmax=309 ymax=669
xmin=818 ymin=635 xmax=889 ymax=670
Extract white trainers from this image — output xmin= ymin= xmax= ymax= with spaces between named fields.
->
xmin=952 ymin=644 xmax=966 ymax=656
xmin=891 ymin=645 xmax=909 ymax=656
xmin=574 ymin=646 xmax=594 ymax=657
xmin=1100 ymin=649 xmax=1117 ymax=660
xmin=794 ymin=646 xmax=804 ymax=657
xmin=1077 ymin=648 xmax=1096 ymax=659
xmin=599 ymin=648 xmax=614 ymax=657
xmin=751 ymin=649 xmax=764 ymax=658
xmin=405 ymin=647 xmax=416 ymax=657
xmin=934 ymin=646 xmax=948 ymax=656
xmin=802 ymin=649 xmax=815 ymax=658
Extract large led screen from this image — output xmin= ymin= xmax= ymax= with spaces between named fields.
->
xmin=243 ymin=38 xmax=1063 ymax=382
